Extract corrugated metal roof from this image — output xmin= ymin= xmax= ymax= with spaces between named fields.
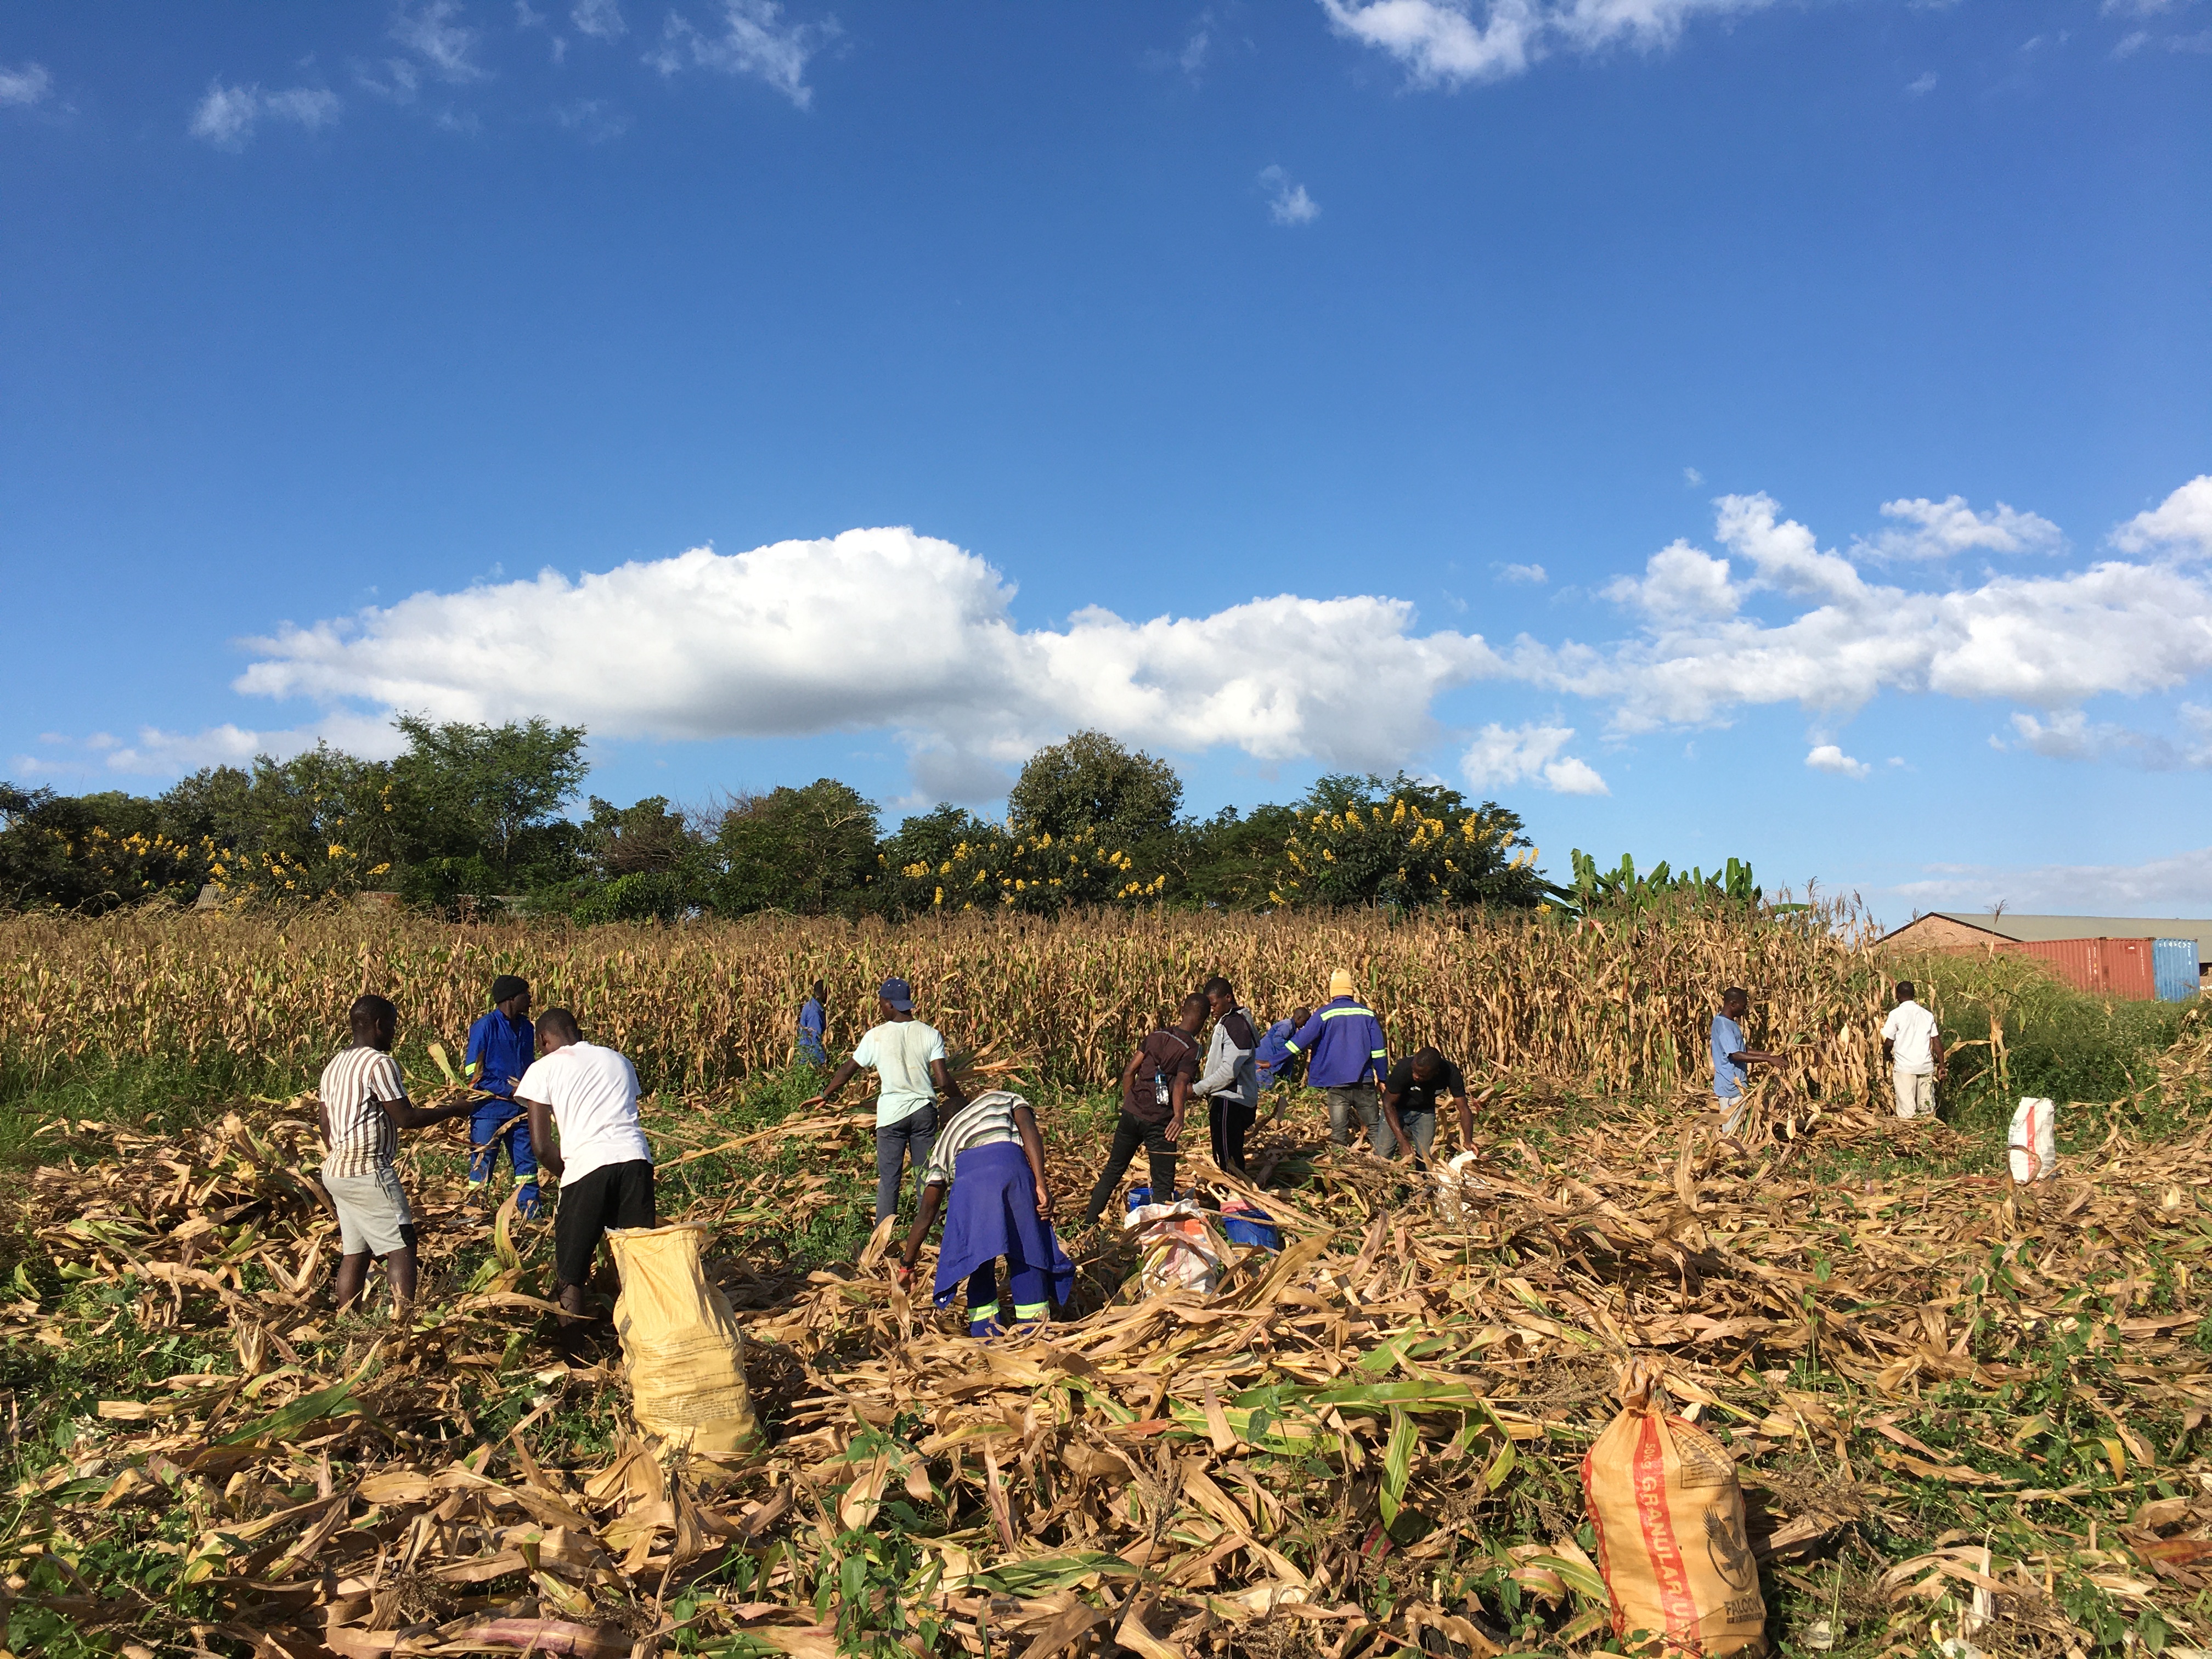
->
xmin=1926 ymin=912 xmax=2212 ymax=957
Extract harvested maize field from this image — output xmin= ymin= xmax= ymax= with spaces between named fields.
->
xmin=3 ymin=916 xmax=2210 ymax=1659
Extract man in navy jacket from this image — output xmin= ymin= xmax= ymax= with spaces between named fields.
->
xmin=464 ymin=974 xmax=540 ymax=1217
xmin=1283 ymin=969 xmax=1389 ymax=1150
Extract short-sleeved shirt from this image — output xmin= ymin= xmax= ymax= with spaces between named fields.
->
xmin=1881 ymin=1000 xmax=1941 ymax=1075
xmin=921 ymin=1090 xmax=1027 ymax=1189
xmin=1711 ymin=1014 xmax=1747 ymax=1100
xmin=1384 ymin=1054 xmax=1466 ymax=1115
xmin=515 ymin=1041 xmax=652 ymax=1187
xmin=320 ymin=1046 xmax=406 ymax=1178
xmin=1124 ymin=1028 xmax=1201 ymax=1125
xmin=852 ymin=1019 xmax=946 ymax=1126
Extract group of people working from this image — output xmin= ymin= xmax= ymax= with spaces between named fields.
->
xmin=314 ymin=964 xmax=1947 ymax=1335
xmin=313 ymin=975 xmax=657 ymax=1322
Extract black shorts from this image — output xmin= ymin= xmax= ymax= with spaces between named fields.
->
xmin=554 ymin=1159 xmax=657 ymax=1289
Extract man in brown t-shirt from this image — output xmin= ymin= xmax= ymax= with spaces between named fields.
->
xmin=1081 ymin=991 xmax=1206 ymax=1226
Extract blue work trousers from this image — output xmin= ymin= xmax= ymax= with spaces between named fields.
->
xmin=469 ymin=1103 xmax=541 ymax=1216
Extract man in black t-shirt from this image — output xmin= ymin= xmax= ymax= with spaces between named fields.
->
xmin=1377 ymin=1046 xmax=1473 ymax=1163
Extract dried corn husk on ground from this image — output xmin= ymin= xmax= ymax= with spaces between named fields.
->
xmin=8 ymin=1065 xmax=2212 ymax=1659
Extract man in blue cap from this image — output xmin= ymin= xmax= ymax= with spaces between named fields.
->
xmin=802 ymin=976 xmax=950 ymax=1226
xmin=463 ymin=974 xmax=540 ymax=1217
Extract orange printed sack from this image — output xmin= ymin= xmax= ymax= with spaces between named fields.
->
xmin=1582 ymin=1362 xmax=1765 ymax=1656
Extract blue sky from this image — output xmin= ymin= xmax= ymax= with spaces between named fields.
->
xmin=3 ymin=1 xmax=2210 ymax=921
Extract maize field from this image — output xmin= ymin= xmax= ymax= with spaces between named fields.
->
xmin=0 ymin=905 xmax=1893 ymax=1105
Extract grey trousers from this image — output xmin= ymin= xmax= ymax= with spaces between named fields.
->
xmin=1323 ymin=1085 xmax=1381 ymax=1148
xmin=875 ymin=1104 xmax=938 ymax=1224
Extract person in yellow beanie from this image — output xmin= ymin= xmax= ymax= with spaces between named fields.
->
xmin=1282 ymin=969 xmax=1390 ymax=1149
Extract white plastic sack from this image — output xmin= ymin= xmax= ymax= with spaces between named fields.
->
xmin=1434 ymin=1150 xmax=1492 ymax=1222
xmin=1124 ymin=1200 xmax=1230 ymax=1296
xmin=2008 ymin=1097 xmax=2056 ymax=1184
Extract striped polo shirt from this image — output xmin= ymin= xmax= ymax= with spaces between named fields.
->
xmin=921 ymin=1090 xmax=1027 ymax=1189
xmin=318 ymin=1046 xmax=406 ymax=1178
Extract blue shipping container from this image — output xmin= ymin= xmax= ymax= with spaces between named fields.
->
xmin=2155 ymin=938 xmax=2200 ymax=1002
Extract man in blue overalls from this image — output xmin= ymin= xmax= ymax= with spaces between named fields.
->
xmin=464 ymin=974 xmax=539 ymax=1217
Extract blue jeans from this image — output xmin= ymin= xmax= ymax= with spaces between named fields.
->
xmin=469 ymin=1103 xmax=540 ymax=1217
xmin=875 ymin=1104 xmax=938 ymax=1224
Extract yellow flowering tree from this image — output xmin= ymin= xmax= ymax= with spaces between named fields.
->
xmin=878 ymin=811 xmax=1167 ymax=918
xmin=1273 ymin=774 xmax=1555 ymax=911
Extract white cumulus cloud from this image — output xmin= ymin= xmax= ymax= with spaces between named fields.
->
xmin=223 ymin=528 xmax=1504 ymax=797
xmin=1260 ymin=166 xmax=1321 ymax=225
xmin=2113 ymin=475 xmax=2212 ymax=560
xmin=1804 ymin=743 xmax=1869 ymax=778
xmin=1497 ymin=562 xmax=1547 ymax=584
xmin=0 ymin=60 xmax=52 ymax=106
xmin=1460 ymin=722 xmax=1609 ymax=794
xmin=1855 ymin=494 xmax=2063 ymax=561
xmin=1541 ymin=486 xmax=2212 ymax=734
xmin=646 ymin=1 xmax=837 ymax=108
xmin=1317 ymin=0 xmax=1779 ymax=88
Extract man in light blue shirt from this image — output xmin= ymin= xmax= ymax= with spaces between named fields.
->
xmin=797 ymin=979 xmax=828 ymax=1067
xmin=1710 ymin=986 xmax=1780 ymax=1132
xmin=803 ymin=977 xmax=950 ymax=1224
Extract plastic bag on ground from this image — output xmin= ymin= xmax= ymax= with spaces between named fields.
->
xmin=1434 ymin=1150 xmax=1492 ymax=1222
xmin=1582 ymin=1360 xmax=1765 ymax=1657
xmin=607 ymin=1222 xmax=762 ymax=1460
xmin=1122 ymin=1199 xmax=1231 ymax=1295
xmin=2009 ymin=1097 xmax=2056 ymax=1183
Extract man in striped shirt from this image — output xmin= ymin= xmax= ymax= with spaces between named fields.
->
xmin=318 ymin=994 xmax=475 ymax=1315
xmin=894 ymin=1084 xmax=1071 ymax=1337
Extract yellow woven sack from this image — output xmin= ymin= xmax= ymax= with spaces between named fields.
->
xmin=1582 ymin=1361 xmax=1765 ymax=1656
xmin=607 ymin=1223 xmax=761 ymax=1460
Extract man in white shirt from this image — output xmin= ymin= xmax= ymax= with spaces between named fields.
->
xmin=1879 ymin=980 xmax=1946 ymax=1120
xmin=803 ymin=976 xmax=950 ymax=1226
xmin=516 ymin=1006 xmax=656 ymax=1317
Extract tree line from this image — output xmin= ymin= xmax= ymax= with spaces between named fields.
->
xmin=1 ymin=720 xmax=1736 ymax=921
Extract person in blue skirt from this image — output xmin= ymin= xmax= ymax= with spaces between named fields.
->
xmin=463 ymin=974 xmax=540 ymax=1217
xmin=893 ymin=1082 xmax=1072 ymax=1338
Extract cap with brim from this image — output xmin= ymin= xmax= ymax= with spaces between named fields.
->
xmin=879 ymin=977 xmax=915 ymax=1011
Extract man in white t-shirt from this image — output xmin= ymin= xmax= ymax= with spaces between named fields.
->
xmin=1880 ymin=980 xmax=1946 ymax=1120
xmin=516 ymin=1006 xmax=656 ymax=1317
xmin=802 ymin=975 xmax=950 ymax=1225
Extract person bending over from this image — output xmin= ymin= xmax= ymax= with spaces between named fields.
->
xmin=516 ymin=1007 xmax=656 ymax=1319
xmin=894 ymin=1083 xmax=1072 ymax=1337
xmin=317 ymin=994 xmax=475 ymax=1316
xmin=1378 ymin=1046 xmax=1474 ymax=1164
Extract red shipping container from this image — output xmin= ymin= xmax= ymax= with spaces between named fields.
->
xmin=1996 ymin=936 xmax=2157 ymax=1000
